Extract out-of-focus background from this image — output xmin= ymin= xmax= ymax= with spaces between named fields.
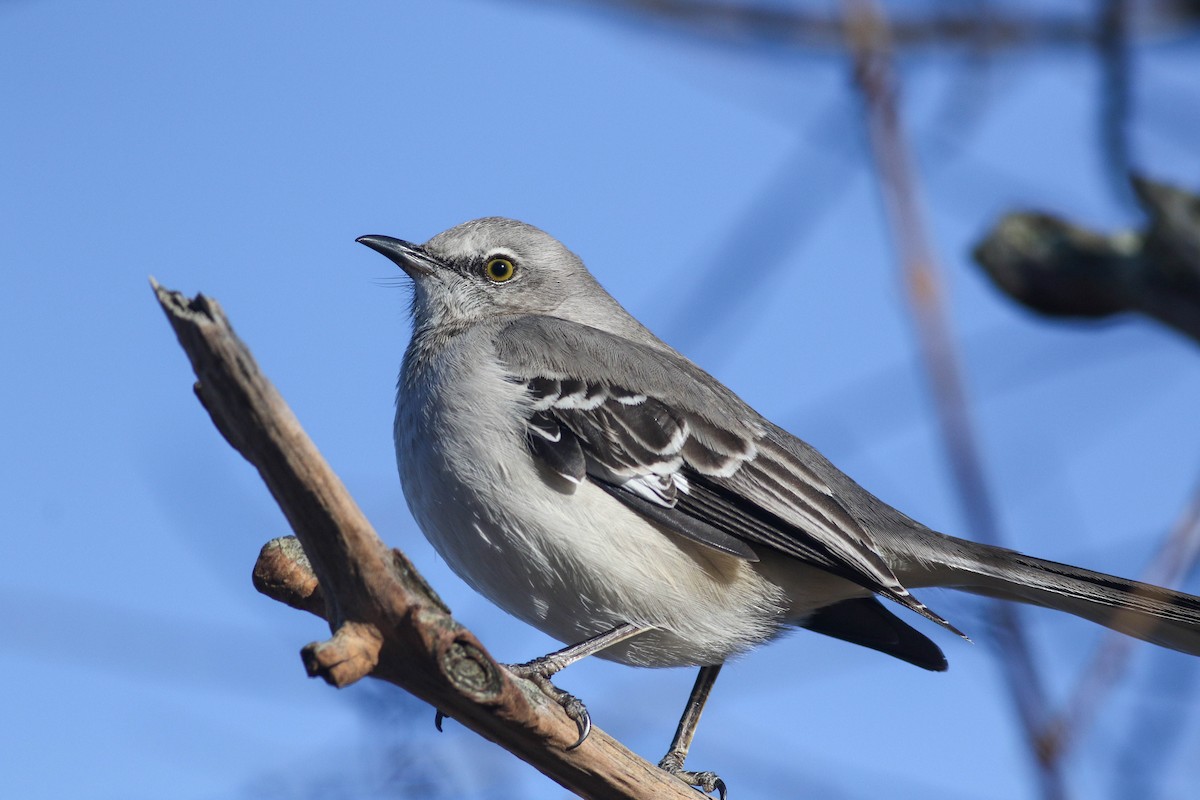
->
xmin=4 ymin=2 xmax=1200 ymax=798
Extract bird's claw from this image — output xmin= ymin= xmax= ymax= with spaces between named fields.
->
xmin=560 ymin=691 xmax=592 ymax=750
xmin=506 ymin=663 xmax=592 ymax=750
xmin=434 ymin=662 xmax=592 ymax=749
xmin=659 ymin=755 xmax=727 ymax=799
xmin=682 ymin=771 xmax=727 ymax=800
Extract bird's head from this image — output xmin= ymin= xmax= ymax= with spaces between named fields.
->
xmin=357 ymin=217 xmax=605 ymax=332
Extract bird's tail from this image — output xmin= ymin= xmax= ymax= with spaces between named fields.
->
xmin=918 ymin=538 xmax=1200 ymax=656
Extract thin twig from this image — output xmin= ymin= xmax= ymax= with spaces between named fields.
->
xmin=1039 ymin=476 xmax=1200 ymax=763
xmin=839 ymin=3 xmax=1064 ymax=798
xmin=542 ymin=0 xmax=1199 ymax=54
xmin=1099 ymin=0 xmax=1135 ymax=206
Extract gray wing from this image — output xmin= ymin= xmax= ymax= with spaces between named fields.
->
xmin=496 ymin=315 xmax=962 ymax=635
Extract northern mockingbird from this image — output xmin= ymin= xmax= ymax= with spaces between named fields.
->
xmin=359 ymin=217 xmax=1200 ymax=797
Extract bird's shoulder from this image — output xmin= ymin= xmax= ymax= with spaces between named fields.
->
xmin=493 ymin=314 xmax=759 ymax=430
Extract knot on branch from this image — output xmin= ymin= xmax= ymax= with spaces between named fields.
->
xmin=405 ymin=606 xmax=504 ymax=703
xmin=253 ymin=536 xmax=325 ymax=616
xmin=302 ymin=622 xmax=382 ymax=688
xmin=440 ymin=636 xmax=504 ymax=703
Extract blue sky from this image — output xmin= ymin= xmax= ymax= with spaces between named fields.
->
xmin=4 ymin=2 xmax=1200 ymax=798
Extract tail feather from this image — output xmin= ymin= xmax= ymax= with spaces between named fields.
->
xmin=801 ymin=597 xmax=949 ymax=672
xmin=931 ymin=542 xmax=1200 ymax=656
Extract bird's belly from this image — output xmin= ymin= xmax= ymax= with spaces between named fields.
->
xmin=395 ymin=388 xmax=791 ymax=667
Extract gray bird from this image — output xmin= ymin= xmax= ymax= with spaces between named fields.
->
xmin=358 ymin=217 xmax=1200 ymax=797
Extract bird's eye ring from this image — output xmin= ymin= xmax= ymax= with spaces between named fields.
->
xmin=485 ymin=257 xmax=516 ymax=283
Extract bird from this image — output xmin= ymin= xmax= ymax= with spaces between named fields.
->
xmin=357 ymin=217 xmax=1200 ymax=797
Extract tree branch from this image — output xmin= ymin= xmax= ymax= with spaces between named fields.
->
xmin=1038 ymin=473 xmax=1200 ymax=764
xmin=840 ymin=4 xmax=1063 ymax=798
xmin=973 ymin=176 xmax=1200 ymax=345
xmin=536 ymin=0 xmax=1200 ymax=54
xmin=151 ymin=280 xmax=698 ymax=800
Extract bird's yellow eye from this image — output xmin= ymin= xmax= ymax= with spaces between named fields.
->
xmin=485 ymin=257 xmax=516 ymax=283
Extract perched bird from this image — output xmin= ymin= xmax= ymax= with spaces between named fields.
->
xmin=358 ymin=217 xmax=1200 ymax=797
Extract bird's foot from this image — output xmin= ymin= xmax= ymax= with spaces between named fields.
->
xmin=508 ymin=649 xmax=573 ymax=679
xmin=659 ymin=752 xmax=727 ymax=799
xmin=506 ymin=660 xmax=592 ymax=750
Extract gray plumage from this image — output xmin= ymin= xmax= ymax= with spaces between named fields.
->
xmin=361 ymin=217 xmax=1200 ymax=674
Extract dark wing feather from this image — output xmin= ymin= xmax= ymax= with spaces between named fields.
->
xmin=595 ymin=480 xmax=760 ymax=561
xmin=495 ymin=315 xmax=961 ymax=636
xmin=526 ymin=411 xmax=586 ymax=485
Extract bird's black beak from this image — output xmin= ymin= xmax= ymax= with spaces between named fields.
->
xmin=356 ymin=235 xmax=441 ymax=277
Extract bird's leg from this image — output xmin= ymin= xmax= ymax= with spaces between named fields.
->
xmin=508 ymin=622 xmax=649 ymax=749
xmin=509 ymin=621 xmax=650 ymax=678
xmin=658 ymin=664 xmax=726 ymax=800
xmin=435 ymin=622 xmax=650 ymax=750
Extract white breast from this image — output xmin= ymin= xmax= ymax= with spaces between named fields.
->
xmin=394 ymin=328 xmax=797 ymax=667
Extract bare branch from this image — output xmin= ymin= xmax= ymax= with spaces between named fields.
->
xmin=1039 ymin=476 xmax=1200 ymax=763
xmin=1099 ymin=0 xmax=1135 ymax=206
xmin=973 ymin=176 xmax=1200 ymax=345
xmin=839 ymin=4 xmax=1063 ymax=797
xmin=543 ymin=0 xmax=1200 ymax=54
xmin=151 ymin=280 xmax=700 ymax=800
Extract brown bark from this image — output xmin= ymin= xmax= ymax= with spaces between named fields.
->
xmin=152 ymin=280 xmax=698 ymax=800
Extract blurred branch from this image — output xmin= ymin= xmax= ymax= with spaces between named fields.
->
xmin=1114 ymin=644 xmax=1200 ymax=798
xmin=1099 ymin=0 xmax=1135 ymax=206
xmin=559 ymin=0 xmax=1198 ymax=221
xmin=659 ymin=97 xmax=859 ymax=352
xmin=973 ymin=176 xmax=1200 ymax=345
xmin=1038 ymin=475 xmax=1200 ymax=764
xmin=151 ymin=281 xmax=700 ymax=800
xmin=840 ymin=3 xmax=1064 ymax=798
xmin=551 ymin=0 xmax=1200 ymax=52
